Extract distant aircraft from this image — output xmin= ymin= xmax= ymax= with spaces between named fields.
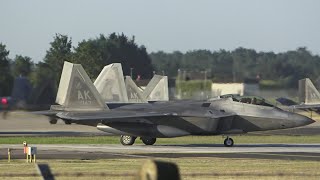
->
xmin=94 ymin=63 xmax=169 ymax=105
xmin=276 ymin=78 xmax=320 ymax=114
xmin=36 ymin=61 xmax=314 ymax=147
xmin=0 ymin=76 xmax=55 ymax=118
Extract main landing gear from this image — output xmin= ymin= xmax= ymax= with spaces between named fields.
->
xmin=120 ymin=135 xmax=233 ymax=147
xmin=120 ymin=135 xmax=136 ymax=145
xmin=119 ymin=135 xmax=157 ymax=146
xmin=141 ymin=137 xmax=156 ymax=145
xmin=223 ymin=136 xmax=234 ymax=147
xmin=49 ymin=117 xmax=58 ymax=124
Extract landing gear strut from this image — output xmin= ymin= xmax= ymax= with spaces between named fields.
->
xmin=141 ymin=137 xmax=157 ymax=145
xmin=120 ymin=135 xmax=136 ymax=145
xmin=224 ymin=137 xmax=234 ymax=147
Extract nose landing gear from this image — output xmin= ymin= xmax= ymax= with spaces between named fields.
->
xmin=224 ymin=136 xmax=234 ymax=147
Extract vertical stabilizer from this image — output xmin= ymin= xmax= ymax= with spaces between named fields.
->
xmin=125 ymin=76 xmax=147 ymax=103
xmin=55 ymin=61 xmax=107 ymax=111
xmin=299 ymin=78 xmax=320 ymax=104
xmin=143 ymin=75 xmax=169 ymax=101
xmin=94 ymin=63 xmax=128 ymax=103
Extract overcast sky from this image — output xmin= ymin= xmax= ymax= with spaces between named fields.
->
xmin=1 ymin=0 xmax=319 ymax=62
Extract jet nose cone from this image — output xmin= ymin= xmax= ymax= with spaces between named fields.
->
xmin=305 ymin=117 xmax=316 ymax=125
xmin=292 ymin=114 xmax=315 ymax=127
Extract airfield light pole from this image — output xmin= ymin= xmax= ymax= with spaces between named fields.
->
xmin=177 ymin=69 xmax=181 ymax=99
xmin=201 ymin=70 xmax=207 ymax=100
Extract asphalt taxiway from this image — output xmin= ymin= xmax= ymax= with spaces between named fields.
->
xmin=1 ymin=144 xmax=320 ymax=161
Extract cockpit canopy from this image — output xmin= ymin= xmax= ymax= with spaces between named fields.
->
xmin=220 ymin=94 xmax=275 ymax=107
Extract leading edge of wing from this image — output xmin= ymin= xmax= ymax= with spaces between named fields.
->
xmin=56 ymin=111 xmax=178 ymax=121
xmin=31 ymin=110 xmax=60 ymax=116
xmin=56 ymin=110 xmax=235 ymax=121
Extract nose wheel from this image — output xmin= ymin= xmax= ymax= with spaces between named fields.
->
xmin=224 ymin=137 xmax=234 ymax=147
xmin=120 ymin=135 xmax=136 ymax=145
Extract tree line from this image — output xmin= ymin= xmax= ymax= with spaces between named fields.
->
xmin=151 ymin=47 xmax=320 ymax=87
xmin=0 ymin=33 xmax=154 ymax=96
xmin=1 ymin=32 xmax=320 ymax=97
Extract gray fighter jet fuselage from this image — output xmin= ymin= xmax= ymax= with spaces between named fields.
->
xmin=64 ymin=97 xmax=313 ymax=138
xmin=43 ymin=61 xmax=314 ymax=147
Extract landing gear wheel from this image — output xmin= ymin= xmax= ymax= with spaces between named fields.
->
xmin=224 ymin=137 xmax=234 ymax=147
xmin=120 ymin=135 xmax=136 ymax=146
xmin=141 ymin=137 xmax=156 ymax=145
xmin=49 ymin=118 xmax=58 ymax=124
xmin=64 ymin=120 xmax=72 ymax=125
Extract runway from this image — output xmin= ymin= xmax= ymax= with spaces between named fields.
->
xmin=1 ymin=144 xmax=320 ymax=161
xmin=0 ymin=111 xmax=107 ymax=136
xmin=1 ymin=112 xmax=320 ymax=162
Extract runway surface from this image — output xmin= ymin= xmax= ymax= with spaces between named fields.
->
xmin=1 ymin=144 xmax=320 ymax=161
xmin=0 ymin=111 xmax=107 ymax=136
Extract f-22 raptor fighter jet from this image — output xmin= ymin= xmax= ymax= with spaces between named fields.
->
xmin=43 ymin=62 xmax=314 ymax=147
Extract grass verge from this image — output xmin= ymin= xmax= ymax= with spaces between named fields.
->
xmin=0 ymin=135 xmax=319 ymax=144
xmin=0 ymin=158 xmax=319 ymax=180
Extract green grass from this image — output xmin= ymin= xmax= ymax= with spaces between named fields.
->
xmin=0 ymin=135 xmax=319 ymax=145
xmin=1 ymin=158 xmax=320 ymax=180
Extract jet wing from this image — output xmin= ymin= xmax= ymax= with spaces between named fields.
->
xmin=292 ymin=104 xmax=320 ymax=111
xmin=276 ymin=97 xmax=298 ymax=106
xmin=55 ymin=109 xmax=235 ymax=121
xmin=276 ymin=97 xmax=320 ymax=113
xmin=31 ymin=110 xmax=60 ymax=116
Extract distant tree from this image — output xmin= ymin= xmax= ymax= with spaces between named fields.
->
xmin=12 ymin=55 xmax=33 ymax=77
xmin=150 ymin=51 xmax=183 ymax=77
xmin=182 ymin=50 xmax=213 ymax=70
xmin=42 ymin=34 xmax=72 ymax=86
xmin=211 ymin=50 xmax=233 ymax=82
xmin=231 ymin=47 xmax=258 ymax=82
xmin=0 ymin=43 xmax=13 ymax=96
xmin=73 ymin=33 xmax=154 ymax=79
xmin=71 ymin=35 xmax=106 ymax=79
xmin=150 ymin=47 xmax=320 ymax=87
xmin=40 ymin=34 xmax=72 ymax=83
xmin=30 ymin=62 xmax=55 ymax=87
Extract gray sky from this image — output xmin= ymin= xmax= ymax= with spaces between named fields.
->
xmin=1 ymin=0 xmax=319 ymax=62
